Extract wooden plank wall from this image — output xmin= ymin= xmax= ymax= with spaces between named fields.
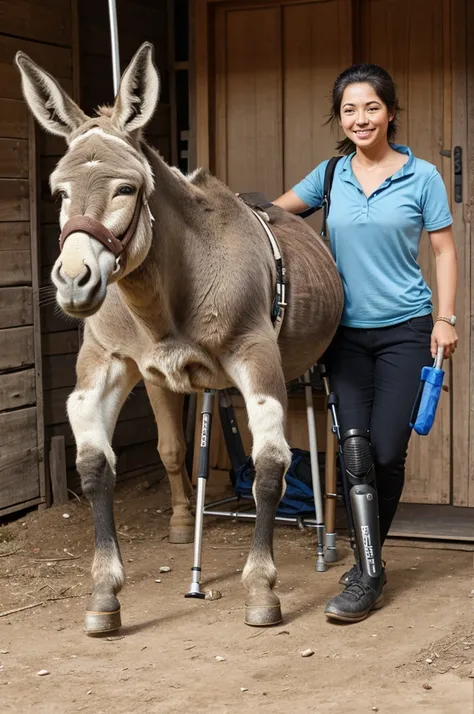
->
xmin=0 ymin=1 xmax=174 ymax=508
xmin=0 ymin=0 xmax=74 ymax=513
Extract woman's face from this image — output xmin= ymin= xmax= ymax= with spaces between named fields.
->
xmin=339 ymin=82 xmax=393 ymax=150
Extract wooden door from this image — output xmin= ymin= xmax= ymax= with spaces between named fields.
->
xmin=205 ymin=0 xmax=467 ymax=506
xmin=214 ymin=0 xmax=352 ymax=214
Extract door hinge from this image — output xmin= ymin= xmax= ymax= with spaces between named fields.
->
xmin=439 ymin=146 xmax=463 ymax=202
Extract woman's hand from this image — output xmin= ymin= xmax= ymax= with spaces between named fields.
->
xmin=431 ymin=320 xmax=458 ymax=359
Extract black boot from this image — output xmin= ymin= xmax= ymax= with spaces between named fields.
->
xmin=325 ymin=569 xmax=385 ymax=623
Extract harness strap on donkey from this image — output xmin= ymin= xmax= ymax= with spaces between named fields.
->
xmin=246 ymin=206 xmax=287 ymax=338
xmin=58 ymin=189 xmax=144 ymax=263
xmin=237 ymin=157 xmax=341 ymax=336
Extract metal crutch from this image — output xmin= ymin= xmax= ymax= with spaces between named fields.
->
xmin=304 ymin=369 xmax=327 ymax=572
xmin=319 ymin=364 xmax=338 ymax=563
xmin=185 ymin=389 xmax=215 ymax=599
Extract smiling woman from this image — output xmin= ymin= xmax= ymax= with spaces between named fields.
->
xmin=273 ymin=63 xmax=458 ymax=624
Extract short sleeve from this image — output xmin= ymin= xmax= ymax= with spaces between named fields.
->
xmin=421 ymin=169 xmax=453 ymax=231
xmin=292 ymin=160 xmax=330 ymax=209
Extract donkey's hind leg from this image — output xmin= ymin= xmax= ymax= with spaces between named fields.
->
xmin=67 ymin=341 xmax=139 ymax=634
xmin=221 ymin=336 xmax=291 ymax=626
xmin=145 ymin=382 xmax=194 ymax=543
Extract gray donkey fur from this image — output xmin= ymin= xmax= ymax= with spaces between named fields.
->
xmin=16 ymin=43 xmax=343 ymax=634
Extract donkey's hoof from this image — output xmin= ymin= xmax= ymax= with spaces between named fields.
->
xmin=84 ymin=608 xmax=122 ymax=636
xmin=169 ymin=525 xmax=194 ymax=544
xmin=245 ymin=603 xmax=282 ymax=627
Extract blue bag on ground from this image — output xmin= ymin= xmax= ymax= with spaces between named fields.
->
xmin=409 ymin=363 xmax=445 ymax=436
xmin=233 ymin=447 xmax=325 ymax=516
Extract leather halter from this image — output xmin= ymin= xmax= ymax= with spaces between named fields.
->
xmin=58 ymin=189 xmax=143 ymax=259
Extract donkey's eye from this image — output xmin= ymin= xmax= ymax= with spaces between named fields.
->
xmin=115 ymin=185 xmax=136 ymax=196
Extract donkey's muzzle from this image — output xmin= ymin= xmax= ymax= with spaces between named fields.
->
xmin=52 ymin=256 xmax=102 ymax=315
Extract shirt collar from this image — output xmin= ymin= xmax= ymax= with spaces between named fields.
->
xmin=340 ymin=143 xmax=415 ymax=182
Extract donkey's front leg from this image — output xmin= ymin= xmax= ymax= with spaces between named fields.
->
xmin=145 ymin=382 xmax=194 ymax=543
xmin=222 ymin=337 xmax=291 ymax=626
xmin=67 ymin=344 xmax=139 ymax=635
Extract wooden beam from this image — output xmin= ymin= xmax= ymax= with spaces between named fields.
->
xmin=29 ymin=114 xmax=47 ymax=507
xmin=167 ymin=0 xmax=179 ymax=166
xmin=451 ymin=0 xmax=470 ymax=506
xmin=467 ymin=0 xmax=474 ymax=507
xmin=71 ymin=0 xmax=81 ymax=104
xmin=195 ymin=0 xmax=210 ymax=167
xmin=49 ymin=435 xmax=68 ymax=505
xmin=188 ymin=0 xmax=197 ymax=171
xmin=0 ymin=496 xmax=43 ymax=518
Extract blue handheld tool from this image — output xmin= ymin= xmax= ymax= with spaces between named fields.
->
xmin=409 ymin=346 xmax=445 ymax=436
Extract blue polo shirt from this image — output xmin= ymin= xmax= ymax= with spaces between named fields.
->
xmin=292 ymin=144 xmax=453 ymax=328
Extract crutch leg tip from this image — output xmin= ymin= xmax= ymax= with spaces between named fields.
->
xmin=324 ymin=548 xmax=339 ymax=563
xmin=315 ymin=557 xmax=328 ymax=572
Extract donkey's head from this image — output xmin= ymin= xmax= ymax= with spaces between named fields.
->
xmin=16 ymin=43 xmax=160 ymax=318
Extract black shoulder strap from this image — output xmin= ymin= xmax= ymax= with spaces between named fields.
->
xmin=296 ymin=156 xmax=341 ymax=237
xmin=320 ymin=156 xmax=342 ymax=237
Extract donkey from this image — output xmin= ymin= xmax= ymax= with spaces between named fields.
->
xmin=16 ymin=43 xmax=343 ymax=634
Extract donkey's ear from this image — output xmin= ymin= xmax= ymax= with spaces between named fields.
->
xmin=111 ymin=43 xmax=160 ymax=133
xmin=15 ymin=52 xmax=88 ymax=139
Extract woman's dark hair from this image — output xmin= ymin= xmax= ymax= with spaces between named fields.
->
xmin=329 ymin=63 xmax=401 ymax=155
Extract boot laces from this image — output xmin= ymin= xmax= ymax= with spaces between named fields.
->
xmin=343 ymin=580 xmax=373 ymax=601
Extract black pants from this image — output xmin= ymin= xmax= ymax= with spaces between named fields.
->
xmin=325 ymin=314 xmax=433 ymax=545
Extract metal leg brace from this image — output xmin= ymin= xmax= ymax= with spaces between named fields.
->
xmin=185 ymin=389 xmax=215 ymax=599
xmin=320 ymin=366 xmax=359 ymax=563
xmin=321 ymin=368 xmax=384 ymax=583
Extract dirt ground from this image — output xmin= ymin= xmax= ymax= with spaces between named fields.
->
xmin=0 ymin=475 xmax=473 ymax=714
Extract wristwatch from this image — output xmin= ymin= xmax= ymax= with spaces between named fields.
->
xmin=436 ymin=315 xmax=456 ymax=326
